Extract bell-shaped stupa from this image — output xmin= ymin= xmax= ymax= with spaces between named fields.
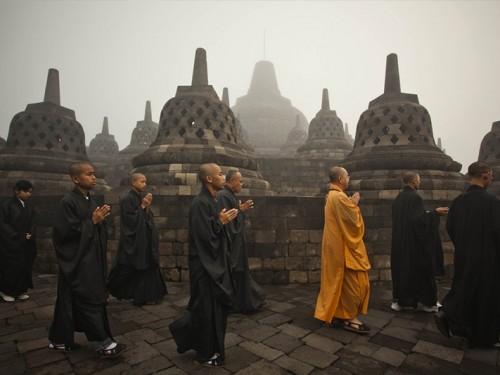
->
xmin=341 ymin=54 xmax=464 ymax=279
xmin=132 ymin=48 xmax=271 ymax=195
xmin=478 ymin=121 xmax=500 ymax=197
xmin=0 ymin=69 xmax=108 ymax=194
xmin=297 ymin=88 xmax=352 ymax=160
xmin=87 ymin=117 xmax=119 ymax=163
xmin=232 ymin=60 xmax=308 ymax=155
xmin=280 ymin=115 xmax=307 ymax=156
xmin=109 ymin=101 xmax=159 ymax=186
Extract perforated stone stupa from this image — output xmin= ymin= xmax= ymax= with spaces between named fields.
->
xmin=478 ymin=121 xmax=500 ymax=197
xmin=109 ymin=101 xmax=159 ymax=187
xmin=0 ymin=69 xmax=108 ymax=195
xmin=232 ymin=60 xmax=308 ymax=155
xmin=132 ymin=48 xmax=271 ymax=195
xmin=222 ymin=88 xmax=251 ymax=149
xmin=341 ymin=53 xmax=463 ymax=279
xmin=297 ymin=89 xmax=352 ymax=159
xmin=343 ymin=54 xmax=462 ymax=188
xmin=87 ymin=117 xmax=119 ymax=163
xmin=280 ymin=115 xmax=307 ymax=156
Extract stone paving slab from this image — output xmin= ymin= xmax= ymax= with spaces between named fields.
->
xmin=0 ymin=275 xmax=499 ymax=374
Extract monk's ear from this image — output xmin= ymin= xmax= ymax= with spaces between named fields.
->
xmin=206 ymin=175 xmax=213 ymax=184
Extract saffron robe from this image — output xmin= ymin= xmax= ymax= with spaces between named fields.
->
xmin=314 ymin=186 xmax=371 ymax=323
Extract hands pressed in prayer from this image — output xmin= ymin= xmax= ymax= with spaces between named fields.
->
xmin=219 ymin=208 xmax=239 ymax=224
xmin=239 ymin=199 xmax=254 ymax=212
xmin=435 ymin=207 xmax=449 ymax=216
xmin=141 ymin=193 xmax=153 ymax=209
xmin=350 ymin=192 xmax=361 ymax=205
xmin=25 ymin=233 xmax=32 ymax=240
xmin=92 ymin=205 xmax=111 ymax=224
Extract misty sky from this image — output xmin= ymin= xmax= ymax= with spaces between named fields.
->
xmin=1 ymin=0 xmax=499 ymax=172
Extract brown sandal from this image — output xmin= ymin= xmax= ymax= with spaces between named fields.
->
xmin=343 ymin=320 xmax=370 ymax=334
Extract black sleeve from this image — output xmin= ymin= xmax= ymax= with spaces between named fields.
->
xmin=216 ymin=193 xmax=244 ymax=238
xmin=53 ymin=198 xmax=97 ymax=277
xmin=446 ymin=198 xmax=457 ymax=245
xmin=0 ymin=202 xmax=18 ymax=240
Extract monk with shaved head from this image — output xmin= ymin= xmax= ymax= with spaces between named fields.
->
xmin=391 ymin=171 xmax=448 ymax=313
xmin=49 ymin=162 xmax=125 ymax=357
xmin=108 ymin=173 xmax=167 ymax=305
xmin=314 ymin=166 xmax=372 ymax=334
xmin=170 ymin=163 xmax=238 ymax=367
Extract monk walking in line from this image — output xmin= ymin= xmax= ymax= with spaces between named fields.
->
xmin=314 ymin=166 xmax=371 ymax=334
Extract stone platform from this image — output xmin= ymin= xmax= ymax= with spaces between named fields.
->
xmin=1 ymin=276 xmax=498 ymax=375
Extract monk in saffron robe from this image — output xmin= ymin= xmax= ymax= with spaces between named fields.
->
xmin=314 ymin=166 xmax=371 ymax=334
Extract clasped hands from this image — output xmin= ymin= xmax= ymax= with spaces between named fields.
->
xmin=92 ymin=205 xmax=111 ymax=224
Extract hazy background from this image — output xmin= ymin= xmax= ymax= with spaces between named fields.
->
xmin=1 ymin=0 xmax=499 ymax=171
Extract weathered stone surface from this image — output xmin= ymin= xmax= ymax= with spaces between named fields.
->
xmin=223 ymin=346 xmax=260 ymax=373
xmin=274 ymin=354 xmax=315 ymax=375
xmin=412 ymin=340 xmax=464 ymax=364
xmin=278 ymin=323 xmax=311 ymax=338
xmin=302 ymin=333 xmax=344 ymax=354
xmin=239 ymin=340 xmax=284 ymax=361
xmin=290 ymin=345 xmax=339 ymax=369
xmin=371 ymin=347 xmax=406 ymax=367
xmin=240 ymin=324 xmax=280 ymax=342
xmin=235 ymin=359 xmax=287 ymax=374
xmin=264 ymin=333 xmax=303 ymax=353
xmin=2 ymin=276 xmax=498 ymax=374
xmin=335 ymin=350 xmax=386 ymax=375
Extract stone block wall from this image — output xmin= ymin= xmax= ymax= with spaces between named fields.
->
xmin=4 ymin=189 xmax=455 ymax=284
xmin=257 ymin=157 xmax=334 ymax=196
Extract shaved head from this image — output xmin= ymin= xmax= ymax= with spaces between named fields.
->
xmin=131 ymin=173 xmax=146 ymax=183
xmin=329 ymin=166 xmax=347 ymax=183
xmin=401 ymin=171 xmax=419 ymax=185
xmin=198 ymin=163 xmax=218 ymax=183
xmin=69 ymin=162 xmax=94 ymax=177
xmin=226 ymin=168 xmax=240 ymax=182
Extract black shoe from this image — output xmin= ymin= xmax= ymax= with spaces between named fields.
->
xmin=200 ymin=354 xmax=223 ymax=367
xmin=434 ymin=311 xmax=451 ymax=338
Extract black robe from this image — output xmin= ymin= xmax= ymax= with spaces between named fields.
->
xmin=391 ymin=186 xmax=441 ymax=307
xmin=107 ymin=189 xmax=166 ymax=305
xmin=169 ymin=186 xmax=234 ymax=362
xmin=442 ymin=184 xmax=500 ymax=347
xmin=0 ymin=197 xmax=37 ymax=296
xmin=216 ymin=187 xmax=265 ymax=313
xmin=49 ymin=188 xmax=112 ymax=345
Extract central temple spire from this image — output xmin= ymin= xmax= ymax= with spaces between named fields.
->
xmin=384 ymin=53 xmax=401 ymax=94
xmin=44 ymin=68 xmax=60 ymax=105
xmin=248 ymin=61 xmax=280 ymax=96
xmin=191 ymin=48 xmax=208 ymax=86
xmin=321 ymin=88 xmax=330 ymax=111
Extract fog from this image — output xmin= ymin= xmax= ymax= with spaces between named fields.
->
xmin=1 ymin=0 xmax=499 ymax=171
